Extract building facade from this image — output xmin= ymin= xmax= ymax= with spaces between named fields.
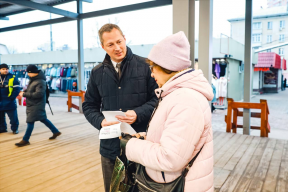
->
xmin=228 ymin=6 xmax=288 ymax=83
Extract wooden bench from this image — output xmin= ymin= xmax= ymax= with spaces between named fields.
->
xmin=67 ymin=90 xmax=86 ymax=113
xmin=225 ymin=98 xmax=270 ymax=137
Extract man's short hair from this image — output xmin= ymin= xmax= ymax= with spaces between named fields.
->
xmin=98 ymin=24 xmax=124 ymax=45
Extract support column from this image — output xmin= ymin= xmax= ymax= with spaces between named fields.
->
xmin=77 ymin=0 xmax=85 ymax=113
xmin=189 ymin=0 xmax=195 ymax=68
xmin=243 ymin=0 xmax=253 ymax=135
xmin=198 ymin=0 xmax=213 ymax=82
xmin=173 ymin=0 xmax=195 ymax=68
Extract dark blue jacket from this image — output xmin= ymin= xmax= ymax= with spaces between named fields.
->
xmin=0 ymin=73 xmax=21 ymax=111
xmin=82 ymin=47 xmax=158 ymax=160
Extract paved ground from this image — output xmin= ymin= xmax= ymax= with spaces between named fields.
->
xmin=212 ymin=89 xmax=288 ymax=140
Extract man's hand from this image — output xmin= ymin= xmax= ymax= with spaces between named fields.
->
xmin=116 ymin=110 xmax=137 ymax=125
xmin=101 ymin=119 xmax=119 ymax=127
xmin=19 ymin=92 xmax=24 ymax=97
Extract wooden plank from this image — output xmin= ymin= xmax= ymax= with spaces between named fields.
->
xmin=262 ymin=140 xmax=285 ymax=192
xmin=0 ymin=149 xmax=99 ymax=191
xmin=214 ymin=132 xmax=235 ymax=155
xmin=223 ymin=136 xmax=255 ymax=171
xmin=0 ymin=135 xmax=99 ymax=177
xmin=233 ymin=138 xmax=269 ymax=192
xmin=215 ymin=134 xmax=248 ymax=168
xmin=214 ymin=169 xmax=231 ymax=189
xmin=231 ymin=102 xmax=262 ymax=109
xmin=27 ymin=157 xmax=102 ymax=192
xmin=246 ymin=139 xmax=277 ymax=192
xmin=276 ymin=140 xmax=288 ymax=192
xmin=213 ymin=131 xmax=221 ymax=140
xmin=214 ymin=134 xmax=242 ymax=165
xmin=236 ymin=125 xmax=260 ymax=130
xmin=219 ymin=137 xmax=265 ymax=192
xmin=237 ymin=111 xmax=261 ymax=118
xmin=213 ymin=132 xmax=229 ymax=147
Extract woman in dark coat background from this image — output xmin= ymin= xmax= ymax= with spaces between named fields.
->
xmin=15 ymin=65 xmax=61 ymax=147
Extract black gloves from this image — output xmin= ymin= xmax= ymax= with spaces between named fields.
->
xmin=120 ymin=132 xmax=133 ymax=149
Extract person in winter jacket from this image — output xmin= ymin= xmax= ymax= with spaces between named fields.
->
xmin=82 ymin=23 xmax=158 ymax=192
xmin=122 ymin=31 xmax=214 ymax=192
xmin=15 ymin=65 xmax=61 ymax=147
xmin=0 ymin=63 xmax=20 ymax=134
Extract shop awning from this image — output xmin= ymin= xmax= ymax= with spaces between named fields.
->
xmin=255 ymin=52 xmax=282 ymax=69
xmin=283 ymin=59 xmax=287 ymax=70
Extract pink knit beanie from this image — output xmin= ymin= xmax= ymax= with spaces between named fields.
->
xmin=148 ymin=31 xmax=191 ymax=71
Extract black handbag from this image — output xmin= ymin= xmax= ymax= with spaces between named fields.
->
xmin=132 ymin=146 xmax=203 ymax=192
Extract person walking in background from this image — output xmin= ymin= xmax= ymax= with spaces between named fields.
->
xmin=15 ymin=65 xmax=61 ymax=147
xmin=121 ymin=32 xmax=214 ymax=192
xmin=0 ymin=63 xmax=20 ymax=134
xmin=82 ymin=24 xmax=158 ymax=192
xmin=284 ymin=78 xmax=287 ymax=90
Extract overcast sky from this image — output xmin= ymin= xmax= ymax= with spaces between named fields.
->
xmin=0 ymin=0 xmax=267 ymax=53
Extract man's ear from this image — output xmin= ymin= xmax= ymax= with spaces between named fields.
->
xmin=101 ymin=44 xmax=104 ymax=49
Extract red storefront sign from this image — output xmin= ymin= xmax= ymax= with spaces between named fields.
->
xmin=254 ymin=67 xmax=270 ymax=72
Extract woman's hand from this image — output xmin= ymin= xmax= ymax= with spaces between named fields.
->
xmin=132 ymin=132 xmax=146 ymax=140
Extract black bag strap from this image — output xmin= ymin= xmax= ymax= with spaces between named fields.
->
xmin=182 ymin=146 xmax=204 ymax=177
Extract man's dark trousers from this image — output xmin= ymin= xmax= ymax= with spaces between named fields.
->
xmin=0 ymin=109 xmax=19 ymax=132
xmin=101 ymin=156 xmax=116 ymax=192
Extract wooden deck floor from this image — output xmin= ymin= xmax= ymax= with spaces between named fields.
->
xmin=0 ymin=98 xmax=287 ymax=192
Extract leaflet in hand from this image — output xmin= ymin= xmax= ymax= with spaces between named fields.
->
xmin=99 ymin=124 xmax=121 ymax=140
xmin=100 ymin=111 xmax=137 ymax=139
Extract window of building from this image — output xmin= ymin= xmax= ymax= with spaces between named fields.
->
xmin=280 ymin=20 xmax=285 ymax=28
xmin=252 ymin=34 xmax=261 ymax=42
xmin=253 ymin=22 xmax=262 ymax=29
xmin=267 ymin=35 xmax=272 ymax=43
xmin=268 ymin=22 xmax=273 ymax=29
xmin=279 ymin=34 xmax=285 ymax=42
xmin=267 ymin=49 xmax=272 ymax=52
xmin=279 ymin=48 xmax=284 ymax=55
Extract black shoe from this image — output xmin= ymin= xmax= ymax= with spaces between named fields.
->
xmin=13 ymin=130 xmax=19 ymax=134
xmin=15 ymin=140 xmax=30 ymax=147
xmin=49 ymin=132 xmax=61 ymax=140
xmin=0 ymin=130 xmax=8 ymax=133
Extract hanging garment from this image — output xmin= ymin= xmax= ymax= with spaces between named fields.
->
xmin=60 ymin=67 xmax=64 ymax=77
xmin=70 ymin=68 xmax=76 ymax=77
xmin=66 ymin=68 xmax=72 ymax=77
xmin=215 ymin=63 xmax=221 ymax=79
xmin=220 ymin=63 xmax=227 ymax=77
xmin=56 ymin=68 xmax=61 ymax=77
xmin=63 ymin=68 xmax=68 ymax=77
xmin=218 ymin=77 xmax=227 ymax=97
xmin=56 ymin=78 xmax=61 ymax=89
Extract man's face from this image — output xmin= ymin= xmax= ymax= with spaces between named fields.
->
xmin=28 ymin=73 xmax=38 ymax=78
xmin=0 ymin=68 xmax=9 ymax=75
xmin=101 ymin=28 xmax=127 ymax=63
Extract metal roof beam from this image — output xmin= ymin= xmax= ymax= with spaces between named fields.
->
xmin=0 ymin=16 xmax=9 ymax=20
xmin=79 ymin=0 xmax=172 ymax=19
xmin=0 ymin=17 xmax=74 ymax=33
xmin=1 ymin=0 xmax=78 ymax=19
xmin=0 ymin=0 xmax=172 ymax=33
xmin=80 ymin=0 xmax=93 ymax=3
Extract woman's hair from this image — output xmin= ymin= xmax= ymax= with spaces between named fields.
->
xmin=146 ymin=59 xmax=176 ymax=74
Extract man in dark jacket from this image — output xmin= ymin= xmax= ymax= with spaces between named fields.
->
xmin=82 ymin=24 xmax=158 ymax=192
xmin=0 ymin=63 xmax=20 ymax=134
xmin=15 ymin=65 xmax=61 ymax=147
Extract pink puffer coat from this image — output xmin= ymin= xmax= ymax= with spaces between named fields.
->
xmin=126 ymin=69 xmax=214 ymax=192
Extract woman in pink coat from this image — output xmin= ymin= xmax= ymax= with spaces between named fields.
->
xmin=124 ymin=31 xmax=214 ymax=192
